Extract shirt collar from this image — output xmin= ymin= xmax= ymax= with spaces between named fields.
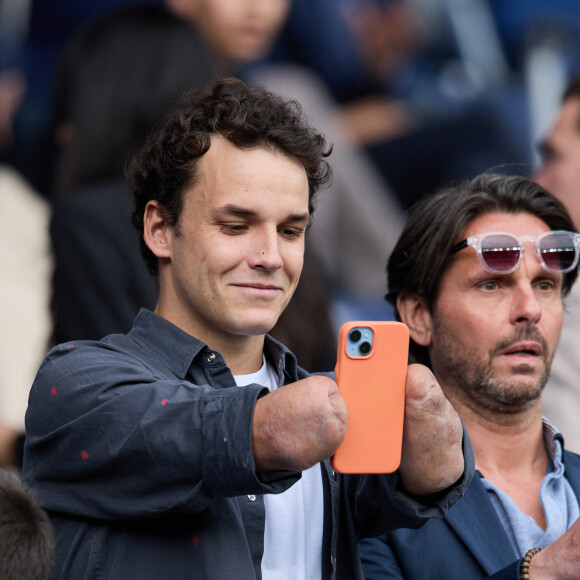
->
xmin=129 ymin=308 xmax=207 ymax=379
xmin=129 ymin=308 xmax=301 ymax=382
xmin=542 ymin=416 xmax=565 ymax=462
xmin=263 ymin=334 xmax=300 ymax=383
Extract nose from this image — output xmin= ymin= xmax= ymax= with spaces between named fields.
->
xmin=510 ymin=279 xmax=542 ymax=326
xmin=248 ymin=229 xmax=283 ymax=271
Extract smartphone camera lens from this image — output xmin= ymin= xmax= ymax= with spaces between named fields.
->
xmin=359 ymin=341 xmax=371 ymax=355
xmin=349 ymin=329 xmax=362 ymax=342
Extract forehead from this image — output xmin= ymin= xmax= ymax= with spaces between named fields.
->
xmin=462 ymin=212 xmax=552 ymax=239
xmin=190 ymin=136 xmax=309 ymax=210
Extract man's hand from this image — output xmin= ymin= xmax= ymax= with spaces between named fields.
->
xmin=398 ymin=364 xmax=464 ymax=495
xmin=252 ymin=375 xmax=348 ymax=472
xmin=526 ymin=517 xmax=580 ymax=579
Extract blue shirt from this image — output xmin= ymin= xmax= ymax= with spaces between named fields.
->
xmin=480 ymin=419 xmax=580 ymax=554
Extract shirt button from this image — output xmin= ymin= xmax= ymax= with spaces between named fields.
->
xmin=332 ymin=470 xmax=337 ymax=480
xmin=207 ymin=353 xmax=216 ymax=363
xmin=248 ymin=495 xmax=256 ymax=501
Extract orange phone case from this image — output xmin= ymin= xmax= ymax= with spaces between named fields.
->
xmin=331 ymin=321 xmax=409 ymax=474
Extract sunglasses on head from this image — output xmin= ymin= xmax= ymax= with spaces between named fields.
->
xmin=451 ymin=230 xmax=580 ymax=274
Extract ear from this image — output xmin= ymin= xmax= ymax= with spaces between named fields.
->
xmin=143 ymin=200 xmax=172 ymax=261
xmin=396 ymin=293 xmax=433 ymax=347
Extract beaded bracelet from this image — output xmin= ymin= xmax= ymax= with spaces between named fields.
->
xmin=520 ymin=547 xmax=541 ymax=580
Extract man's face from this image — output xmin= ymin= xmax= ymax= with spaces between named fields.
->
xmin=154 ymin=136 xmax=309 ymax=347
xmin=427 ymin=212 xmax=564 ymax=414
xmin=535 ymin=97 xmax=580 ymax=228
xmin=186 ymin=0 xmax=290 ymax=64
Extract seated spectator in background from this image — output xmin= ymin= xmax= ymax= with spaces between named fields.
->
xmin=360 ymin=174 xmax=580 ymax=579
xmin=166 ymin=0 xmax=289 ymax=75
xmin=263 ymin=0 xmax=523 ymax=211
xmin=23 ymin=78 xmax=472 ymax=580
xmin=534 ymin=75 xmax=580 ymax=454
xmin=263 ymin=0 xmax=422 ymax=143
xmin=0 ymin=0 xmax=165 ymax=195
xmin=49 ymin=4 xmax=219 ymax=344
xmin=0 ymin=469 xmax=54 ymax=580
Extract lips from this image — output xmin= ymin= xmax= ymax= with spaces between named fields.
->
xmin=231 ymin=282 xmax=285 ymax=299
xmin=235 ymin=283 xmax=282 ymax=291
xmin=503 ymin=342 xmax=541 ymax=357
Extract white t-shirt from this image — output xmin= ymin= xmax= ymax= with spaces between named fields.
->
xmin=234 ymin=357 xmax=324 ymax=580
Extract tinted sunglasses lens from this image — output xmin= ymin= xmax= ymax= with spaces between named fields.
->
xmin=539 ymin=232 xmax=577 ymax=272
xmin=480 ymin=234 xmax=520 ymax=272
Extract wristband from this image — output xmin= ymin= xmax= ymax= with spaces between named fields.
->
xmin=520 ymin=547 xmax=541 ymax=580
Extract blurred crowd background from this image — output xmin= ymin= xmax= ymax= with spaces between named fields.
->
xmin=3 ymin=0 xmax=580 ymax=197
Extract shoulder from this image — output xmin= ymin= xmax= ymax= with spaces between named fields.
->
xmin=563 ymin=448 xmax=580 ymax=468
xmin=35 ymin=334 xmax=152 ymax=386
xmin=563 ymin=449 xmax=580 ymax=499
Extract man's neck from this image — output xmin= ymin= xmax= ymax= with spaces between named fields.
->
xmin=451 ymin=395 xmax=550 ymax=527
xmin=217 ymin=337 xmax=266 ymax=375
xmin=153 ymin=305 xmax=266 ymax=375
xmin=459 ymin=404 xmax=547 ymax=475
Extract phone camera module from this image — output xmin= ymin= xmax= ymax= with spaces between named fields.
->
xmin=347 ymin=326 xmax=374 ymax=357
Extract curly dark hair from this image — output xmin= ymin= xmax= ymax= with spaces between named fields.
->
xmin=126 ymin=77 xmax=333 ymax=274
xmin=386 ymin=173 xmax=579 ymax=366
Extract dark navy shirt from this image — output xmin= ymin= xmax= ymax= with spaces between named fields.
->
xmin=23 ymin=308 xmax=474 ymax=579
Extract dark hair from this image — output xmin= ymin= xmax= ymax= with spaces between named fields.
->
xmin=0 ymin=470 xmax=54 ymax=580
xmin=127 ymin=77 xmax=333 ymax=274
xmin=52 ymin=3 xmax=218 ymax=196
xmin=387 ymin=173 xmax=578 ymax=365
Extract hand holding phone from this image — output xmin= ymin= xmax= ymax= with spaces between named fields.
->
xmin=331 ymin=321 xmax=408 ymax=474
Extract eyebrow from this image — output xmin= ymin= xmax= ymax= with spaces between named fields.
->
xmin=216 ymin=204 xmax=310 ymax=224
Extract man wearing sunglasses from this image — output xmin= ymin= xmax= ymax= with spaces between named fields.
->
xmin=360 ymin=173 xmax=580 ymax=579
xmin=535 ymin=74 xmax=580 ymax=455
